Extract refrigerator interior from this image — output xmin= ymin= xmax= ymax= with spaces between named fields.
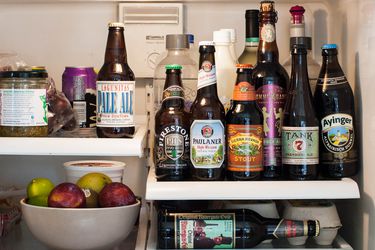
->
xmin=0 ymin=0 xmax=373 ymax=249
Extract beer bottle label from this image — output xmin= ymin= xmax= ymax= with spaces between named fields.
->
xmin=197 ymin=61 xmax=216 ymax=90
xmin=282 ymin=127 xmax=319 ymax=165
xmin=256 ymin=84 xmax=286 ymax=167
xmin=272 ymin=219 xmax=309 ymax=238
xmin=156 ymin=125 xmax=190 ymax=169
xmin=174 ymin=213 xmax=235 ymax=249
xmin=162 ymin=85 xmax=184 ymax=102
xmin=321 ymin=113 xmax=355 ymax=154
xmin=227 ymin=124 xmax=263 ymax=172
xmin=260 ymin=24 xmax=276 ymax=43
xmin=317 ymin=76 xmax=348 ymax=85
xmin=232 ymin=82 xmax=256 ymax=101
xmin=190 ymin=120 xmax=225 ymax=169
xmin=96 ymin=81 xmax=134 ymax=127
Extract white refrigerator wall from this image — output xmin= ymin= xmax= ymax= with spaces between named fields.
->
xmin=0 ymin=1 xmax=373 ymax=250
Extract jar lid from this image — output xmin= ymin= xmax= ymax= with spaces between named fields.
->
xmin=0 ymin=71 xmax=48 ymax=79
xmin=165 ymin=64 xmax=182 ymax=70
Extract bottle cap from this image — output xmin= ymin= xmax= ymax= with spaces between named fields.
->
xmin=220 ymin=29 xmax=236 ymax=43
xmin=290 ymin=5 xmax=305 ymax=24
xmin=187 ymin=34 xmax=194 ymax=44
xmin=108 ymin=22 xmax=125 ymax=28
xmin=322 ymin=44 xmax=338 ymax=49
xmin=245 ymin=10 xmax=259 ymax=39
xmin=315 ymin=220 xmax=320 ymax=237
xmin=165 ymin=64 xmax=182 ymax=70
xmin=260 ymin=1 xmax=275 ymax=12
xmin=290 ymin=37 xmax=312 ymax=50
xmin=199 ymin=41 xmax=215 ymax=46
xmin=166 ymin=34 xmax=189 ymax=49
xmin=213 ymin=30 xmax=231 ymax=44
xmin=236 ymin=64 xmax=253 ymax=69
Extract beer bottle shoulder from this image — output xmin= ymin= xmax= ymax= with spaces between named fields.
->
xmin=226 ymin=102 xmax=263 ymax=125
xmin=190 ymin=97 xmax=225 ymax=121
xmin=97 ymin=62 xmax=135 ymax=81
xmin=251 ymin=62 xmax=289 ymax=89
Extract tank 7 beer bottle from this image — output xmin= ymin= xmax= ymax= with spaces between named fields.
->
xmin=190 ymin=41 xmax=225 ymax=181
xmin=314 ymin=44 xmax=358 ymax=178
xmin=96 ymin=22 xmax=135 ymax=138
xmin=252 ymin=1 xmax=289 ymax=179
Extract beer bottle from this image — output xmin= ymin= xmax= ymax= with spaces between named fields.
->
xmin=226 ymin=64 xmax=263 ymax=181
xmin=190 ymin=41 xmax=225 ymax=181
xmin=238 ymin=10 xmax=259 ymax=65
xmin=96 ymin=22 xmax=135 ymax=138
xmin=314 ymin=44 xmax=358 ymax=178
xmin=158 ymin=208 xmax=320 ymax=249
xmin=252 ymin=1 xmax=289 ymax=179
xmin=154 ymin=64 xmax=191 ymax=181
xmin=282 ymin=44 xmax=319 ymax=180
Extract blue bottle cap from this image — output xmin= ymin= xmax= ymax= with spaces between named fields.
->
xmin=187 ymin=34 xmax=194 ymax=44
xmin=322 ymin=44 xmax=337 ymax=49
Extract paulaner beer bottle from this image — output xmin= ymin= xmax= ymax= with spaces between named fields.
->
xmin=314 ymin=44 xmax=358 ymax=178
xmin=226 ymin=64 xmax=263 ymax=181
xmin=96 ymin=22 xmax=135 ymax=138
xmin=190 ymin=41 xmax=226 ymax=181
xmin=154 ymin=65 xmax=191 ymax=181
xmin=252 ymin=1 xmax=289 ymax=179
xmin=158 ymin=209 xmax=320 ymax=249
xmin=282 ymin=44 xmax=319 ymax=180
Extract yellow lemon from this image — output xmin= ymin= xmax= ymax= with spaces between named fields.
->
xmin=76 ymin=173 xmax=112 ymax=194
xmin=27 ymin=177 xmax=55 ymax=199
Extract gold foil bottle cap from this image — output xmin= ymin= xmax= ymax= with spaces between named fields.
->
xmin=260 ymin=1 xmax=275 ymax=12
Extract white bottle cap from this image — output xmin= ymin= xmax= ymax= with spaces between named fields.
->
xmin=213 ymin=30 xmax=231 ymax=44
xmin=220 ymin=28 xmax=236 ymax=43
xmin=108 ymin=22 xmax=125 ymax=28
xmin=199 ymin=41 xmax=215 ymax=46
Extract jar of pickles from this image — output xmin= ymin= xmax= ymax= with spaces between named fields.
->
xmin=0 ymin=70 xmax=48 ymax=137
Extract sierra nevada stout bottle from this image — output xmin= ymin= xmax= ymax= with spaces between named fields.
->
xmin=282 ymin=44 xmax=319 ymax=180
xmin=154 ymin=65 xmax=190 ymax=181
xmin=314 ymin=44 xmax=358 ymax=178
xmin=252 ymin=1 xmax=289 ymax=179
xmin=158 ymin=209 xmax=320 ymax=249
xmin=190 ymin=41 xmax=226 ymax=181
xmin=96 ymin=22 xmax=135 ymax=138
xmin=226 ymin=64 xmax=263 ymax=181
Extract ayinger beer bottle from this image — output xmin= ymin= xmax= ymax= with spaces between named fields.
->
xmin=96 ymin=22 xmax=135 ymax=138
xmin=158 ymin=209 xmax=320 ymax=249
xmin=190 ymin=41 xmax=226 ymax=181
xmin=252 ymin=1 xmax=289 ymax=179
xmin=282 ymin=44 xmax=319 ymax=180
xmin=154 ymin=65 xmax=191 ymax=181
xmin=226 ymin=64 xmax=263 ymax=181
xmin=314 ymin=44 xmax=358 ymax=178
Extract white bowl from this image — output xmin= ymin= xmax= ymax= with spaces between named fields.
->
xmin=63 ymin=160 xmax=125 ymax=183
xmin=21 ymin=198 xmax=140 ymax=250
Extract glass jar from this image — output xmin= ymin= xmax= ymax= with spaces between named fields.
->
xmin=0 ymin=71 xmax=48 ymax=137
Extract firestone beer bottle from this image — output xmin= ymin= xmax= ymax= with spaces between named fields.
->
xmin=96 ymin=22 xmax=135 ymax=138
xmin=314 ymin=44 xmax=358 ymax=178
xmin=252 ymin=1 xmax=289 ymax=179
xmin=226 ymin=64 xmax=263 ymax=181
xmin=154 ymin=65 xmax=191 ymax=181
xmin=190 ymin=41 xmax=226 ymax=181
xmin=158 ymin=209 xmax=320 ymax=249
xmin=282 ymin=44 xmax=319 ymax=180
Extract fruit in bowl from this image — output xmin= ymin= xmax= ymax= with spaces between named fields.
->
xmin=76 ymin=172 xmax=112 ymax=194
xmin=99 ymin=182 xmax=136 ymax=207
xmin=48 ymin=183 xmax=86 ymax=208
xmin=26 ymin=177 xmax=54 ymax=207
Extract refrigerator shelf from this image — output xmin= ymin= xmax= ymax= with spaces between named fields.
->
xmin=0 ymin=124 xmax=148 ymax=157
xmin=145 ymin=168 xmax=360 ymax=200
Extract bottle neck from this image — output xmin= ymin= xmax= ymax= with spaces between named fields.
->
xmin=161 ymin=71 xmax=185 ymax=108
xmin=104 ymin=28 xmax=127 ymax=64
xmin=167 ymin=49 xmax=190 ymax=57
xmin=290 ymin=49 xmax=310 ymax=93
xmin=265 ymin=219 xmax=319 ymax=239
xmin=257 ymin=22 xmax=279 ymax=63
xmin=197 ymin=50 xmax=219 ymax=98
xmin=232 ymin=69 xmax=256 ymax=102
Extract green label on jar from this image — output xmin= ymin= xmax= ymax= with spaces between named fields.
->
xmin=0 ymin=89 xmax=47 ymax=126
xmin=282 ymin=127 xmax=319 ymax=165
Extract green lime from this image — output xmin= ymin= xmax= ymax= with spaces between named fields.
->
xmin=27 ymin=177 xmax=55 ymax=199
xmin=28 ymin=195 xmax=49 ymax=207
xmin=76 ymin=173 xmax=112 ymax=194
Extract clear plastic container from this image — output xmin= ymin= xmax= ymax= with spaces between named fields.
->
xmin=153 ymin=34 xmax=197 ymax=113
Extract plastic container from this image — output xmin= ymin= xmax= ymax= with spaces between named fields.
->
xmin=0 ymin=70 xmax=48 ymax=137
xmin=63 ymin=160 xmax=126 ymax=183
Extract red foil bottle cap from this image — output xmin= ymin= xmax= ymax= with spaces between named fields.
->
xmin=290 ymin=5 xmax=305 ymax=24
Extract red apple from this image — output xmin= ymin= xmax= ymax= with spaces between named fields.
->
xmin=48 ymin=183 xmax=86 ymax=208
xmin=98 ymin=182 xmax=136 ymax=207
